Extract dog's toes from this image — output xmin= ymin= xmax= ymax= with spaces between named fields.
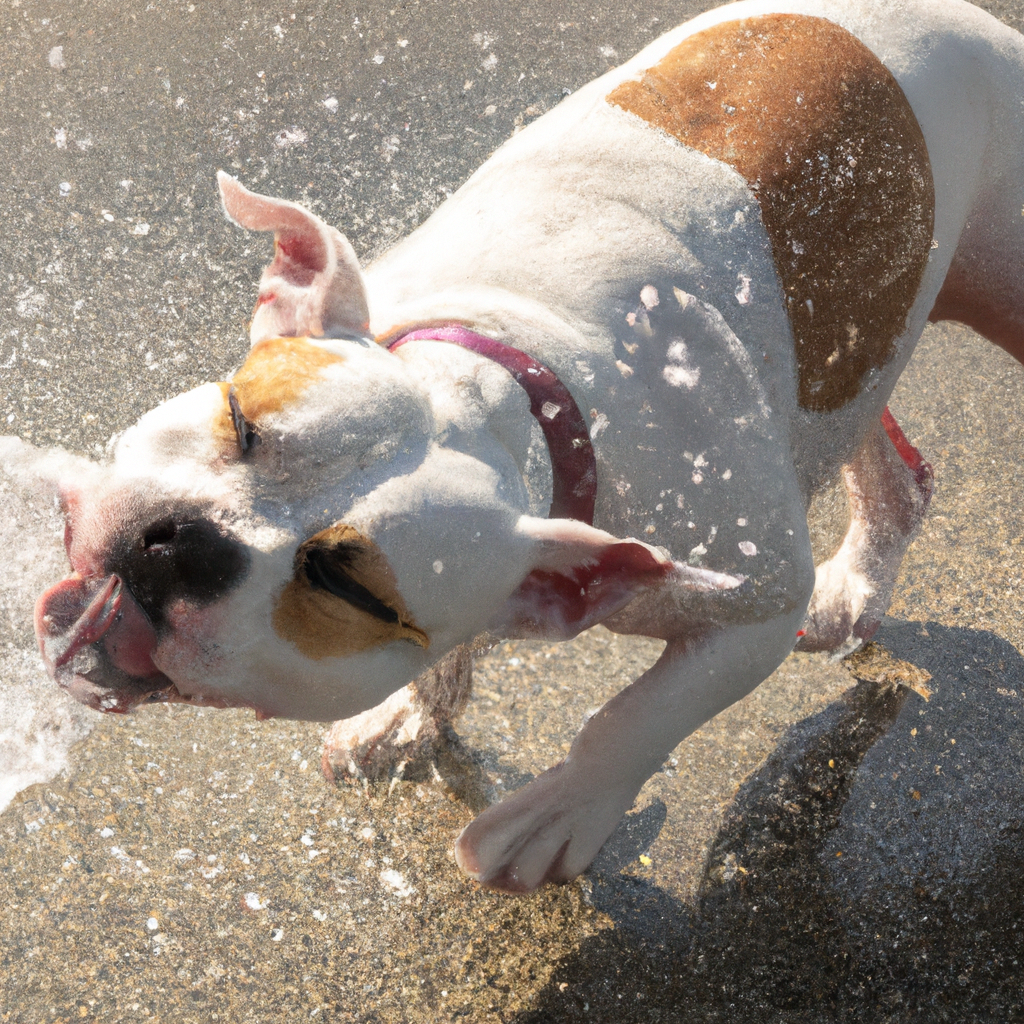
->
xmin=850 ymin=609 xmax=883 ymax=646
xmin=794 ymin=559 xmax=871 ymax=654
xmin=321 ymin=685 xmax=439 ymax=783
xmin=454 ymin=762 xmax=628 ymax=892
xmin=455 ymin=824 xmax=574 ymax=893
xmin=795 ymin=577 xmax=887 ymax=657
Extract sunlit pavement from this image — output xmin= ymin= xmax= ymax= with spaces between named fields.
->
xmin=3 ymin=2 xmax=1024 ymax=1020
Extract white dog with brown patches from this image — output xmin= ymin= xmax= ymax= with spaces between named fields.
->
xmin=7 ymin=0 xmax=1024 ymax=892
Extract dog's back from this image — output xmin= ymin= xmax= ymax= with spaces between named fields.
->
xmin=369 ymin=0 xmax=1024 ymax=500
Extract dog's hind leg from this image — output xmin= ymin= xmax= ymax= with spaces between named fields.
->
xmin=321 ymin=645 xmax=473 ymax=782
xmin=799 ymin=22 xmax=1024 ymax=658
xmin=796 ymin=411 xmax=933 ymax=657
xmin=795 ymin=8 xmax=1024 ymax=659
xmin=928 ymin=193 xmax=1024 ymax=365
xmin=925 ymin=22 xmax=1024 ymax=363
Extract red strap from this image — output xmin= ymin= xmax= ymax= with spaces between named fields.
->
xmin=881 ymin=406 xmax=933 ymax=491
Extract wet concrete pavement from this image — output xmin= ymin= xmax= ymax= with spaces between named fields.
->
xmin=3 ymin=1 xmax=1024 ymax=1021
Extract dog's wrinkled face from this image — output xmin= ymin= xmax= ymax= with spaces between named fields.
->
xmin=35 ymin=334 xmax=538 ymax=721
xmin=32 ymin=175 xmax=678 ymax=725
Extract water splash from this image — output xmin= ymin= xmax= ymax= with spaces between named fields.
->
xmin=0 ymin=437 xmax=93 ymax=813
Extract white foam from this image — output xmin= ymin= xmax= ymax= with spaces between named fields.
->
xmin=0 ymin=438 xmax=93 ymax=813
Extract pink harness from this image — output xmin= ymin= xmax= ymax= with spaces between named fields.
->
xmin=388 ymin=326 xmax=597 ymax=523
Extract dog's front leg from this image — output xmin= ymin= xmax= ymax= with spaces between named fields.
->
xmin=321 ymin=645 xmax=473 ymax=781
xmin=454 ymin=609 xmax=804 ymax=892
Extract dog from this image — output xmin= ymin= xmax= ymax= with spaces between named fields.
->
xmin=12 ymin=0 xmax=1024 ymax=893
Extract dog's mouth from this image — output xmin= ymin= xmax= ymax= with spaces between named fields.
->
xmin=33 ymin=573 xmax=237 ymax=715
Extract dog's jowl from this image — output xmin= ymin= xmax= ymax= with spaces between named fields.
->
xmin=10 ymin=0 xmax=1024 ymax=892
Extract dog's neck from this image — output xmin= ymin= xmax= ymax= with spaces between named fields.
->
xmin=387 ymin=326 xmax=596 ymax=523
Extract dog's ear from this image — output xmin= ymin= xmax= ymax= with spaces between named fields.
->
xmin=0 ymin=435 xmax=99 ymax=508
xmin=497 ymin=517 xmax=745 ymax=640
xmin=493 ymin=517 xmax=674 ymax=640
xmin=217 ymin=171 xmax=370 ymax=345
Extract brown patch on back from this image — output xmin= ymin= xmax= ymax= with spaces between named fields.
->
xmin=273 ymin=523 xmax=429 ymax=660
xmin=607 ymin=14 xmax=934 ymax=412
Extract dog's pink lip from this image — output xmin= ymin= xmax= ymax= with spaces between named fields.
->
xmin=36 ymin=573 xmax=274 ymax=718
xmin=37 ymin=574 xmax=123 ymax=672
xmin=36 ymin=571 xmax=169 ymax=708
xmin=36 ymin=573 xmax=165 ymax=679
xmin=60 ymin=672 xmax=175 ymax=715
xmin=58 ymin=673 xmax=252 ymax=716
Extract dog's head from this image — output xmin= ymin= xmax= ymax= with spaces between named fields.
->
xmin=30 ymin=176 xmax=673 ymax=722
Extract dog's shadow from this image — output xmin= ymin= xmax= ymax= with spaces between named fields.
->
xmin=511 ymin=619 xmax=1024 ymax=1023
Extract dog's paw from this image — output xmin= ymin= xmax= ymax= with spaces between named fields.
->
xmin=321 ymin=685 xmax=441 ymax=782
xmin=795 ymin=558 xmax=878 ymax=656
xmin=321 ymin=647 xmax=475 ymax=783
xmin=454 ymin=761 xmax=633 ymax=892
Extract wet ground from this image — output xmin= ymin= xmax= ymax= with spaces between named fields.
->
xmin=3 ymin=0 xmax=1024 ymax=1021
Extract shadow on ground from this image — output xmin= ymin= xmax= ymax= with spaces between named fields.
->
xmin=515 ymin=619 xmax=1024 ymax=1023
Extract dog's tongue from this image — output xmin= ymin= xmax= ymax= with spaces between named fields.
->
xmin=35 ymin=573 xmax=166 ymax=708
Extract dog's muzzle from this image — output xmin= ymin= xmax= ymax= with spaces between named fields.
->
xmin=34 ymin=572 xmax=179 ymax=713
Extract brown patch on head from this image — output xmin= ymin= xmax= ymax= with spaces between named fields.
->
xmin=273 ymin=523 xmax=428 ymax=660
xmin=607 ymin=14 xmax=934 ymax=412
xmin=232 ymin=336 xmax=343 ymax=418
xmin=212 ymin=337 xmax=344 ymax=450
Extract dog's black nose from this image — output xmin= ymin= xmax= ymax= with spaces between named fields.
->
xmin=104 ymin=513 xmax=250 ymax=625
xmin=142 ymin=518 xmax=178 ymax=550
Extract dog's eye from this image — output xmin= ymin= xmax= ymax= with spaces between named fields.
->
xmin=274 ymin=524 xmax=428 ymax=656
xmin=228 ymin=386 xmax=260 ymax=452
xmin=302 ymin=545 xmax=399 ymax=624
